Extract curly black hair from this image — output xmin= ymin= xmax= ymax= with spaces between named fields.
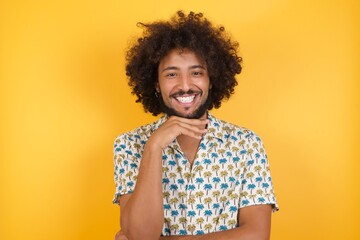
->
xmin=125 ymin=11 xmax=242 ymax=116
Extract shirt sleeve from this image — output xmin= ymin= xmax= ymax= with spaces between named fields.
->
xmin=238 ymin=131 xmax=279 ymax=212
xmin=112 ymin=134 xmax=141 ymax=205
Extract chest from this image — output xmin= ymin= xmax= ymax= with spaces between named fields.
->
xmin=160 ymin=150 xmax=243 ymax=235
xmin=176 ymin=138 xmax=200 ymax=165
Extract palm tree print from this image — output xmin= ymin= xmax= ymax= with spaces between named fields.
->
xmin=211 ymin=165 xmax=220 ymax=176
xmin=196 ymin=217 xmax=204 ymax=229
xmin=178 ymin=191 xmax=186 ymax=203
xmin=196 ymin=203 xmax=204 ymax=215
xmin=246 ymin=172 xmax=255 ymax=182
xmin=169 ymin=197 xmax=179 ymax=206
xmin=262 ymin=182 xmax=270 ymax=192
xmin=164 ymin=204 xmax=171 ymax=215
xmin=187 ymin=195 xmax=195 ymax=208
xmin=220 ymin=213 xmax=229 ymax=224
xmin=163 ymin=191 xmax=170 ymax=199
xmin=203 ymin=171 xmax=212 ymax=179
xmin=113 ymin=113 xmax=278 ymax=236
xmin=212 ymin=216 xmax=219 ymax=225
xmin=230 ymin=193 xmax=239 ymax=205
xmin=178 ymin=217 xmax=187 ymax=228
xmin=195 ymin=165 xmax=204 ymax=177
xmin=221 ymin=183 xmax=229 ymax=194
xmin=229 ymin=206 xmax=237 ymax=218
xmin=204 ymin=223 xmax=213 ymax=233
xmin=219 ymin=158 xmax=227 ymax=168
xmin=204 ymin=197 xmax=213 ymax=208
xmin=170 ymin=184 xmax=178 ymax=194
xmin=179 ymin=203 xmax=187 ymax=214
xmin=220 ymin=196 xmax=228 ymax=206
xmin=212 ymin=203 xmax=220 ymax=212
xmin=204 ymin=184 xmax=213 ymax=194
xmin=195 ymin=191 xmax=204 ymax=203
xmin=247 ymin=184 xmax=256 ymax=194
xmin=125 ymin=171 xmax=133 ymax=180
xmin=187 ymin=211 xmax=196 ymax=222
xmin=227 ymin=219 xmax=237 ymax=228
xmin=204 ymin=210 xmax=213 ymax=221
xmin=212 ymin=190 xmax=220 ymax=202
xmin=195 ymin=178 xmax=204 ymax=188
xmin=187 ymin=224 xmax=196 ymax=235
xmin=220 ymin=170 xmax=228 ymax=181
xmin=171 ymin=210 xmax=179 ymax=221
xmin=203 ymin=159 xmax=212 ymax=169
xmin=177 ymin=178 xmax=185 ymax=185
xmin=212 ymin=177 xmax=221 ymax=188
xmin=170 ymin=223 xmax=179 ymax=234
xmin=218 ymin=149 xmax=225 ymax=156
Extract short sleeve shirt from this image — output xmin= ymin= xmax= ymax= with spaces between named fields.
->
xmin=113 ymin=113 xmax=278 ymax=236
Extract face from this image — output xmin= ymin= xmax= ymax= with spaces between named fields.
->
xmin=157 ymin=49 xmax=211 ymax=119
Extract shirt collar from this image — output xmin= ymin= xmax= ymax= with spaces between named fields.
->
xmin=150 ymin=114 xmax=168 ymax=134
xmin=205 ymin=112 xmax=224 ymax=143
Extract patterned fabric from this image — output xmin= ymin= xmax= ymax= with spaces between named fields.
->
xmin=113 ymin=113 xmax=278 ymax=236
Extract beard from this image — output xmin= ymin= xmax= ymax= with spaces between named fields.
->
xmin=159 ymin=90 xmax=211 ymax=119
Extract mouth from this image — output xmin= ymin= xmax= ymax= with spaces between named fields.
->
xmin=161 ymin=90 xmax=209 ymax=118
xmin=171 ymin=90 xmax=202 ymax=105
xmin=175 ymin=95 xmax=196 ymax=104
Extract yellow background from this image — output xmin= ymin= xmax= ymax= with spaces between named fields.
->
xmin=1 ymin=0 xmax=359 ymax=239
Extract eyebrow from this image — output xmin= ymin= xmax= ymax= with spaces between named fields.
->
xmin=161 ymin=65 xmax=206 ymax=73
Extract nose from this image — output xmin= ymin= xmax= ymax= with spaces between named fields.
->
xmin=178 ymin=74 xmax=192 ymax=92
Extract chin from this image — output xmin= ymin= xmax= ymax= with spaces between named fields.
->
xmin=169 ymin=108 xmax=207 ymax=119
xmin=159 ymin=96 xmax=211 ymax=119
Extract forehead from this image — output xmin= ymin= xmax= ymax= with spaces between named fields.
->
xmin=158 ymin=49 xmax=206 ymax=70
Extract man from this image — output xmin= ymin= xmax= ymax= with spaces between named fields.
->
xmin=113 ymin=11 xmax=278 ymax=240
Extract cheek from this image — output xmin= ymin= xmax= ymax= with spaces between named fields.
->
xmin=200 ymin=81 xmax=211 ymax=91
xmin=158 ymin=80 xmax=170 ymax=93
xmin=161 ymin=83 xmax=180 ymax=95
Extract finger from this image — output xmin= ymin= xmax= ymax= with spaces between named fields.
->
xmin=115 ymin=231 xmax=120 ymax=240
xmin=149 ymin=118 xmax=209 ymax=149
xmin=168 ymin=116 xmax=209 ymax=126
xmin=115 ymin=231 xmax=128 ymax=240
xmin=174 ymin=121 xmax=208 ymax=135
xmin=173 ymin=123 xmax=208 ymax=139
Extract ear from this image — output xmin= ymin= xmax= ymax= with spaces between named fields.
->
xmin=155 ymin=82 xmax=160 ymax=92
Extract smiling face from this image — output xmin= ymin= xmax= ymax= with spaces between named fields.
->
xmin=157 ymin=49 xmax=211 ymax=119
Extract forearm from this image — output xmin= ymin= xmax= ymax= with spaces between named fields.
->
xmin=119 ymin=117 xmax=210 ymax=240
xmin=121 ymin=144 xmax=164 ymax=240
xmin=160 ymin=225 xmax=268 ymax=240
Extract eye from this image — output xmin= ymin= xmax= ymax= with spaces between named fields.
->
xmin=192 ymin=71 xmax=203 ymax=76
xmin=166 ymin=72 xmax=177 ymax=78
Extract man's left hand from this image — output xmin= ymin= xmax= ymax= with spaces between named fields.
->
xmin=114 ymin=230 xmax=128 ymax=240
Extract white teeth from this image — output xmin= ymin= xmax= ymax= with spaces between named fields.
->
xmin=176 ymin=95 xmax=195 ymax=103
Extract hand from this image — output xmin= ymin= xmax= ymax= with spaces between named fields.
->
xmin=147 ymin=116 xmax=209 ymax=150
xmin=114 ymin=230 xmax=128 ymax=240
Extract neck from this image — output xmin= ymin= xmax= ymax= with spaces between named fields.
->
xmin=176 ymin=112 xmax=208 ymax=164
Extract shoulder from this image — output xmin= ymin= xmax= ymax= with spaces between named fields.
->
xmin=114 ymin=116 xmax=165 ymax=147
xmin=114 ymin=124 xmax=151 ymax=144
xmin=212 ymin=115 xmax=263 ymax=140
xmin=113 ymin=122 xmax=154 ymax=160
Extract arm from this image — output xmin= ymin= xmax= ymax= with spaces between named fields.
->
xmin=159 ymin=204 xmax=272 ymax=240
xmin=119 ymin=143 xmax=163 ymax=240
xmin=119 ymin=116 xmax=209 ymax=240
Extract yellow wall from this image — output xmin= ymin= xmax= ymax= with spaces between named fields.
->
xmin=1 ymin=0 xmax=359 ymax=239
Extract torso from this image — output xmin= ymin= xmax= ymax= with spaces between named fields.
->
xmin=113 ymin=113 xmax=278 ymax=236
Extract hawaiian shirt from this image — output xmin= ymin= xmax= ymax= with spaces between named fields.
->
xmin=113 ymin=112 xmax=278 ymax=236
